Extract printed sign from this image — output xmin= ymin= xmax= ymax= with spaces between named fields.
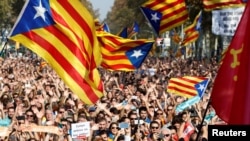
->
xmin=212 ymin=7 xmax=245 ymax=36
xmin=71 ymin=122 xmax=90 ymax=138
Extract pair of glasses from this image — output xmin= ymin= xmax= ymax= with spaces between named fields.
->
xmin=157 ymin=113 xmax=163 ymax=115
xmin=111 ymin=127 xmax=119 ymax=129
xmin=151 ymin=126 xmax=159 ymax=129
xmin=59 ymin=111 xmax=64 ymax=114
xmin=26 ymin=114 xmax=33 ymax=117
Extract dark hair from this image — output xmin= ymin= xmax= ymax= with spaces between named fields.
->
xmin=117 ymin=135 xmax=125 ymax=141
xmin=109 ymin=122 xmax=119 ymax=130
xmin=139 ymin=106 xmax=147 ymax=113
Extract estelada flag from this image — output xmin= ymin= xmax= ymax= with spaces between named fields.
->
xmin=210 ymin=1 xmax=250 ymax=124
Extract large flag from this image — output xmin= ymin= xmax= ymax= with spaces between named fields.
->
xmin=8 ymin=0 xmax=103 ymax=104
xmin=167 ymin=76 xmax=209 ymax=98
xmin=140 ymin=0 xmax=188 ymax=35
xmin=211 ymin=0 xmax=250 ymax=124
xmin=97 ymin=31 xmax=154 ymax=71
xmin=203 ymin=0 xmax=245 ymax=11
xmin=181 ymin=11 xmax=202 ymax=46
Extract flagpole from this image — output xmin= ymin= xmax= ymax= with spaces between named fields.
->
xmin=0 ymin=39 xmax=9 ymax=60
xmin=195 ymin=99 xmax=211 ymax=141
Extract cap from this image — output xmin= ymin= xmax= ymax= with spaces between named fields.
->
xmin=88 ymin=106 xmax=96 ymax=112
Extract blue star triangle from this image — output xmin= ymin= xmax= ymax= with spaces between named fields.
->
xmin=195 ymin=12 xmax=202 ymax=31
xmin=10 ymin=0 xmax=55 ymax=36
xmin=140 ymin=7 xmax=162 ymax=35
xmin=125 ymin=42 xmax=154 ymax=68
xmin=194 ymin=79 xmax=209 ymax=97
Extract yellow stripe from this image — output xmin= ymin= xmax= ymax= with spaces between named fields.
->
xmin=167 ymin=90 xmax=193 ymax=98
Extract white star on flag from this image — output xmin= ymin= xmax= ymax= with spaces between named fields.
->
xmin=151 ymin=13 xmax=160 ymax=23
xmin=131 ymin=50 xmax=143 ymax=59
xmin=33 ymin=0 xmax=47 ymax=21
xmin=197 ymin=84 xmax=205 ymax=91
xmin=196 ymin=21 xmax=201 ymax=30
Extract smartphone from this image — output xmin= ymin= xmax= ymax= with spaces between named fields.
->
xmin=134 ymin=120 xmax=144 ymax=125
xmin=119 ymin=122 xmax=129 ymax=129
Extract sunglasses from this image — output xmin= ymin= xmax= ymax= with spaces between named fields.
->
xmin=111 ymin=126 xmax=119 ymax=129
xmin=157 ymin=112 xmax=163 ymax=115
xmin=151 ymin=126 xmax=159 ymax=129
xmin=164 ymin=134 xmax=170 ymax=137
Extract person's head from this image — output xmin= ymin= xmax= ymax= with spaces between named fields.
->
xmin=99 ymin=130 xmax=108 ymax=141
xmin=77 ymin=115 xmax=87 ymax=123
xmin=168 ymin=125 xmax=178 ymax=141
xmin=61 ymin=118 xmax=69 ymax=133
xmin=7 ymin=106 xmax=15 ymax=119
xmin=139 ymin=106 xmax=148 ymax=120
xmin=150 ymin=120 xmax=160 ymax=134
xmin=58 ymin=106 xmax=66 ymax=115
xmin=45 ymin=109 xmax=53 ymax=121
xmin=25 ymin=109 xmax=35 ymax=123
xmin=109 ymin=122 xmax=119 ymax=135
xmin=128 ymin=111 xmax=138 ymax=127
xmin=16 ymin=115 xmax=25 ymax=126
xmin=160 ymin=127 xmax=171 ymax=141
xmin=97 ymin=117 xmax=107 ymax=130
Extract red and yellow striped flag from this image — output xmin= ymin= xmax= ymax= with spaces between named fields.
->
xmin=203 ymin=0 xmax=245 ymax=11
xmin=9 ymin=0 xmax=103 ymax=104
xmin=167 ymin=76 xmax=209 ymax=98
xmin=97 ymin=31 xmax=153 ymax=71
xmin=142 ymin=0 xmax=188 ymax=35
xmin=181 ymin=11 xmax=202 ymax=46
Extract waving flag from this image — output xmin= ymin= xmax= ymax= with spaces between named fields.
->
xmin=128 ymin=22 xmax=139 ymax=38
xmin=102 ymin=23 xmax=110 ymax=33
xmin=167 ymin=76 xmax=209 ymax=98
xmin=211 ymin=0 xmax=250 ymax=124
xmin=203 ymin=0 xmax=245 ymax=11
xmin=97 ymin=31 xmax=153 ymax=71
xmin=141 ymin=0 xmax=188 ymax=35
xmin=117 ymin=27 xmax=128 ymax=38
xmin=181 ymin=11 xmax=202 ymax=46
xmin=8 ymin=0 xmax=103 ymax=104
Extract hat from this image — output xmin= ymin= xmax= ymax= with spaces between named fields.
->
xmin=88 ymin=106 xmax=96 ymax=112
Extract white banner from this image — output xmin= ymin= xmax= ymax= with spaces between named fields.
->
xmin=71 ymin=122 xmax=90 ymax=138
xmin=212 ymin=7 xmax=245 ymax=36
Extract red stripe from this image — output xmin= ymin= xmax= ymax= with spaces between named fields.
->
xmin=160 ymin=14 xmax=188 ymax=30
xmin=102 ymin=54 xmax=128 ymax=60
xmin=146 ymin=0 xmax=181 ymax=10
xmin=180 ymin=77 xmax=205 ymax=83
xmin=101 ymin=63 xmax=135 ymax=70
xmin=167 ymin=86 xmax=197 ymax=96
xmin=204 ymin=1 xmax=242 ymax=9
xmin=24 ymin=30 xmax=99 ymax=103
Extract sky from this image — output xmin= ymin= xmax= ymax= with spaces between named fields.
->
xmin=90 ymin=0 xmax=115 ymax=21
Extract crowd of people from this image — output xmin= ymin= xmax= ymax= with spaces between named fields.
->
xmin=0 ymin=49 xmax=225 ymax=141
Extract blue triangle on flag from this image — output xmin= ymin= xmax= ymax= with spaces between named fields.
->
xmin=194 ymin=79 xmax=209 ymax=97
xmin=126 ymin=42 xmax=153 ymax=68
xmin=11 ymin=0 xmax=55 ymax=36
xmin=140 ymin=7 xmax=162 ymax=35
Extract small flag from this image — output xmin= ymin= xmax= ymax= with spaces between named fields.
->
xmin=167 ymin=76 xmax=209 ymax=98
